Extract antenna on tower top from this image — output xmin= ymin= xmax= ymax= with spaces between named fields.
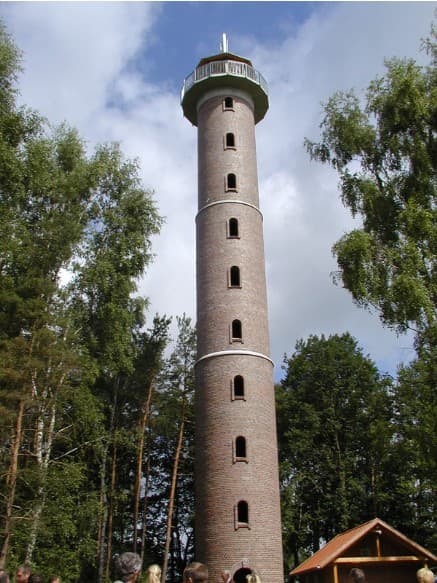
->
xmin=220 ymin=33 xmax=228 ymax=53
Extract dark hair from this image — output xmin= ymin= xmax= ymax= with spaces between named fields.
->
xmin=114 ymin=552 xmax=142 ymax=582
xmin=349 ymin=569 xmax=365 ymax=583
xmin=183 ymin=562 xmax=208 ymax=582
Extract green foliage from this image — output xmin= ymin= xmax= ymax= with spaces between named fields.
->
xmin=0 ymin=21 xmax=21 ymax=109
xmin=393 ymin=341 xmax=437 ymax=553
xmin=277 ymin=334 xmax=395 ymax=566
xmin=67 ymin=141 xmax=162 ymax=378
xmin=146 ymin=315 xmax=196 ymax=578
xmin=301 ymin=22 xmax=437 ymax=562
xmin=0 ymin=18 xmax=173 ymax=582
xmin=305 ymin=26 xmax=436 ymax=341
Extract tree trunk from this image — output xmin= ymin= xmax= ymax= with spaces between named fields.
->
xmin=161 ymin=399 xmax=186 ymax=583
xmin=133 ymin=379 xmax=154 ymax=553
xmin=140 ymin=444 xmax=152 ymax=564
xmin=105 ymin=438 xmax=118 ymax=581
xmin=97 ymin=442 xmax=109 ymax=583
xmin=97 ymin=385 xmax=118 ymax=583
xmin=0 ymin=400 xmax=25 ymax=569
xmin=25 ymin=400 xmax=57 ymax=564
xmin=334 ymin=429 xmax=348 ymax=532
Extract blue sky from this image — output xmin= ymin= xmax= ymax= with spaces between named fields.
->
xmin=1 ymin=1 xmax=435 ymax=378
xmin=151 ymin=2 xmax=319 ymax=84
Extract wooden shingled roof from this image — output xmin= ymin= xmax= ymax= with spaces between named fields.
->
xmin=290 ymin=517 xmax=437 ymax=576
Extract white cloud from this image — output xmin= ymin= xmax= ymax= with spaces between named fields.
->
xmin=2 ymin=2 xmax=161 ymax=128
xmin=1 ymin=1 xmax=433 ymax=376
xmin=236 ymin=2 xmax=434 ymax=374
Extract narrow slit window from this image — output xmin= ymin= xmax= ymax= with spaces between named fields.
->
xmin=233 ymin=375 xmax=245 ymax=399
xmin=235 ymin=436 xmax=247 ymax=459
xmin=229 ymin=218 xmax=239 ymax=238
xmin=237 ymin=501 xmax=249 ymax=525
xmin=232 ymin=319 xmax=242 ymax=341
xmin=224 ymin=96 xmax=234 ymax=109
xmin=226 ymin=132 xmax=235 ymax=148
xmin=230 ymin=266 xmax=240 ymax=287
xmin=227 ymin=173 xmax=237 ymax=190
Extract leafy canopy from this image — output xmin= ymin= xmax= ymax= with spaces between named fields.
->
xmin=277 ymin=333 xmax=394 ymax=565
xmin=305 ymin=25 xmax=436 ymax=342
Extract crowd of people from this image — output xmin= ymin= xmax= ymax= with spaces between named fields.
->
xmin=348 ymin=566 xmax=436 ymax=583
xmin=0 ymin=566 xmax=60 ymax=583
xmin=112 ymin=552 xmax=437 ymax=583
xmin=0 ymin=557 xmax=434 ymax=583
xmin=112 ymin=553 xmax=257 ymax=583
xmin=112 ymin=554 xmax=209 ymax=583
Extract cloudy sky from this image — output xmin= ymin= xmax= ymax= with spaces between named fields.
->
xmin=1 ymin=1 xmax=435 ymax=379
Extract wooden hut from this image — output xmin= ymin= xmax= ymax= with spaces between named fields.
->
xmin=290 ymin=518 xmax=437 ymax=583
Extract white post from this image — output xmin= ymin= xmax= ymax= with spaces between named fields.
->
xmin=221 ymin=32 xmax=228 ymax=53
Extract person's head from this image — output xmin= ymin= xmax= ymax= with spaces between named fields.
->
xmin=28 ymin=576 xmax=42 ymax=583
xmin=145 ymin=564 xmax=161 ymax=583
xmin=349 ymin=569 xmax=365 ymax=583
xmin=417 ymin=567 xmax=435 ymax=583
xmin=114 ymin=552 xmax=142 ymax=583
xmin=183 ymin=562 xmax=208 ymax=583
xmin=15 ymin=566 xmax=31 ymax=583
xmin=48 ymin=577 xmax=60 ymax=583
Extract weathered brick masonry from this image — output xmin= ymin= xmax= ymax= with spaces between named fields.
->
xmin=181 ymin=46 xmax=283 ymax=583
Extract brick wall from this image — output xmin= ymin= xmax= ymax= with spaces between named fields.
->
xmin=194 ymin=88 xmax=284 ymax=583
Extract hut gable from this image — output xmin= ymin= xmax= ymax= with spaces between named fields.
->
xmin=291 ymin=518 xmax=437 ymax=583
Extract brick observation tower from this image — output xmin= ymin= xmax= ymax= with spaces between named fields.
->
xmin=181 ymin=35 xmax=283 ymax=583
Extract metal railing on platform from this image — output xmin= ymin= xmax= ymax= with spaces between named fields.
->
xmin=181 ymin=59 xmax=268 ymax=101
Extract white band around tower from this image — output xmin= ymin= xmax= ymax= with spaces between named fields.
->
xmin=196 ymin=199 xmax=263 ymax=219
xmin=195 ymin=349 xmax=274 ymax=367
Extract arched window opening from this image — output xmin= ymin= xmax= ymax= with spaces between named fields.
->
xmin=226 ymin=132 xmax=235 ymax=148
xmin=237 ymin=501 xmax=249 ymax=524
xmin=229 ymin=217 xmax=239 ymax=238
xmin=230 ymin=266 xmax=240 ymax=287
xmin=226 ymin=173 xmax=237 ymax=190
xmin=234 ymin=375 xmax=245 ymax=398
xmin=235 ymin=436 xmax=247 ymax=459
xmin=232 ymin=319 xmax=242 ymax=341
xmin=224 ymin=96 xmax=234 ymax=109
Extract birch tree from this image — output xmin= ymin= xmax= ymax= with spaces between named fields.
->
xmin=305 ymin=24 xmax=436 ymax=348
xmin=0 ymin=19 xmax=163 ymax=579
